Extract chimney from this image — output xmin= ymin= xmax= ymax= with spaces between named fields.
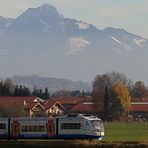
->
xmin=24 ymin=100 xmax=26 ymax=106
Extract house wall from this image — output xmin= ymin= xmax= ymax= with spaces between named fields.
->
xmin=130 ymin=111 xmax=148 ymax=120
xmin=46 ymin=105 xmax=64 ymax=116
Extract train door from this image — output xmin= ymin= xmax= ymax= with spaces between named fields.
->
xmin=11 ymin=120 xmax=20 ymax=138
xmin=47 ymin=119 xmax=55 ymax=137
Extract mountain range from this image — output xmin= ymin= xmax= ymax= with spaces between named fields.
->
xmin=0 ymin=4 xmax=148 ymax=83
xmin=11 ymin=75 xmax=91 ymax=92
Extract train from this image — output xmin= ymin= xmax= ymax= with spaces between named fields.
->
xmin=0 ymin=114 xmax=104 ymax=140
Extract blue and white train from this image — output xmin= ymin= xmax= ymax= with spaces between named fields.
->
xmin=0 ymin=114 xmax=104 ymax=140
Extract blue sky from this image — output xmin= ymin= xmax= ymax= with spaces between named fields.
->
xmin=0 ymin=0 xmax=148 ymax=38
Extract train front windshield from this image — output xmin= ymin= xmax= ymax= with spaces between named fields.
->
xmin=91 ymin=120 xmax=104 ymax=131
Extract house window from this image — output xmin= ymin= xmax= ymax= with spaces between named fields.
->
xmin=61 ymin=123 xmax=81 ymax=130
xmin=0 ymin=123 xmax=6 ymax=129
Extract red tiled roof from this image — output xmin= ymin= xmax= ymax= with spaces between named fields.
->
xmin=43 ymin=100 xmax=65 ymax=110
xmin=0 ymin=96 xmax=42 ymax=108
xmin=70 ymin=102 xmax=103 ymax=113
xmin=0 ymin=96 xmax=39 ymax=102
xmin=44 ymin=100 xmax=56 ymax=109
xmin=49 ymin=98 xmax=83 ymax=105
xmin=24 ymin=102 xmax=44 ymax=110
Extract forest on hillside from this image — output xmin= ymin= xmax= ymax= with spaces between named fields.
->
xmin=0 ymin=78 xmax=91 ymax=100
xmin=1 ymin=72 xmax=148 ymax=101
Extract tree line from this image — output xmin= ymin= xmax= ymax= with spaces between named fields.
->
xmin=0 ymin=78 xmax=50 ymax=100
xmin=92 ymin=71 xmax=148 ymax=120
xmin=0 ymin=78 xmax=91 ymax=100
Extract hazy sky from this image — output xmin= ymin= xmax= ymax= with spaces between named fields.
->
xmin=0 ymin=0 xmax=148 ymax=39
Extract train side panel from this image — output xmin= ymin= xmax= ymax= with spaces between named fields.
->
xmin=58 ymin=116 xmax=84 ymax=139
xmin=10 ymin=117 xmax=56 ymax=139
xmin=57 ymin=114 xmax=104 ymax=140
xmin=0 ymin=118 xmax=9 ymax=139
xmin=0 ymin=114 xmax=104 ymax=140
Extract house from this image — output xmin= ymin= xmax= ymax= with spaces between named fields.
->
xmin=48 ymin=98 xmax=84 ymax=114
xmin=0 ymin=96 xmax=147 ymax=120
xmin=0 ymin=97 xmax=67 ymax=117
xmin=43 ymin=100 xmax=65 ymax=116
xmin=24 ymin=102 xmax=45 ymax=117
xmin=0 ymin=96 xmax=45 ymax=117
xmin=29 ymin=97 xmax=84 ymax=117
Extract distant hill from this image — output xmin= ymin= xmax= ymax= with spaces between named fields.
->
xmin=11 ymin=75 xmax=91 ymax=92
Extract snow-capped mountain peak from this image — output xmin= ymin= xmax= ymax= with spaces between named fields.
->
xmin=0 ymin=4 xmax=148 ymax=82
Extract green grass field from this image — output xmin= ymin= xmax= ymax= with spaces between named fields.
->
xmin=104 ymin=122 xmax=148 ymax=141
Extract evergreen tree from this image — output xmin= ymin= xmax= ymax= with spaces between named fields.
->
xmin=32 ymin=86 xmax=39 ymax=97
xmin=18 ymin=85 xmax=23 ymax=96
xmin=103 ymin=86 xmax=110 ymax=120
xmin=38 ymin=89 xmax=43 ymax=98
xmin=42 ymin=87 xmax=50 ymax=100
xmin=13 ymin=85 xmax=19 ymax=96
xmin=22 ymin=86 xmax=31 ymax=96
xmin=13 ymin=85 xmax=31 ymax=96
xmin=0 ymin=81 xmax=3 ymax=95
xmin=1 ymin=83 xmax=9 ymax=96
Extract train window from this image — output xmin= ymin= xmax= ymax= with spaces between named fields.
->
xmin=21 ymin=126 xmax=25 ymax=131
xmin=67 ymin=114 xmax=78 ymax=117
xmin=91 ymin=120 xmax=103 ymax=130
xmin=39 ymin=126 xmax=45 ymax=132
xmin=21 ymin=125 xmax=45 ymax=132
xmin=84 ymin=121 xmax=89 ymax=129
xmin=91 ymin=120 xmax=103 ymax=126
xmin=0 ymin=123 xmax=6 ymax=129
xmin=61 ymin=123 xmax=81 ymax=129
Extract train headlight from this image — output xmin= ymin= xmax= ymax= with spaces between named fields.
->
xmin=101 ymin=131 xmax=104 ymax=136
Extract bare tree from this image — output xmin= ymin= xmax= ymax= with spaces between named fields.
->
xmin=92 ymin=71 xmax=132 ymax=102
xmin=131 ymin=81 xmax=148 ymax=99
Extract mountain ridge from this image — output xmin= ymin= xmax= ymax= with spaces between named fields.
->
xmin=11 ymin=75 xmax=91 ymax=92
xmin=0 ymin=4 xmax=148 ymax=83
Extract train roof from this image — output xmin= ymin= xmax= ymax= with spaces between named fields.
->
xmin=10 ymin=117 xmax=53 ymax=121
xmin=62 ymin=113 xmax=102 ymax=121
xmin=0 ymin=114 xmax=102 ymax=121
xmin=79 ymin=114 xmax=102 ymax=121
